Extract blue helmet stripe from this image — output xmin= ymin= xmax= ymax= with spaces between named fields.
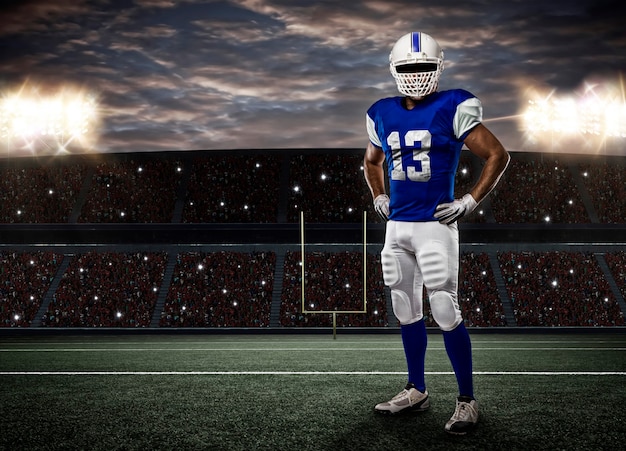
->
xmin=411 ymin=32 xmax=420 ymax=52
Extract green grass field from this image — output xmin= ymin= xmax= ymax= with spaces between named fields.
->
xmin=1 ymin=331 xmax=625 ymax=450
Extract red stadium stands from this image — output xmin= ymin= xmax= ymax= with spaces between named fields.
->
xmin=0 ymin=251 xmax=63 ymax=326
xmin=160 ymin=251 xmax=275 ymax=327
xmin=0 ymin=149 xmax=624 ymax=329
xmin=498 ymin=251 xmax=624 ymax=326
xmin=280 ymin=251 xmax=387 ymax=327
xmin=41 ymin=251 xmax=167 ymax=327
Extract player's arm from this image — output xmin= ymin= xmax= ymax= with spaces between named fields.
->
xmin=463 ymin=123 xmax=510 ymax=204
xmin=364 ymin=141 xmax=390 ymax=221
xmin=434 ymin=123 xmax=509 ymax=224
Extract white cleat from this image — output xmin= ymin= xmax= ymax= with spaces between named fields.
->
xmin=374 ymin=383 xmax=430 ymax=414
xmin=445 ymin=397 xmax=479 ymax=435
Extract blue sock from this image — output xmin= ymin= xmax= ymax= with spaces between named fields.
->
xmin=400 ymin=319 xmax=427 ymax=392
xmin=443 ymin=322 xmax=474 ymax=399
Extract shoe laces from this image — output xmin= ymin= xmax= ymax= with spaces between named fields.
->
xmin=392 ymin=388 xmax=410 ymax=401
xmin=454 ymin=401 xmax=473 ymax=421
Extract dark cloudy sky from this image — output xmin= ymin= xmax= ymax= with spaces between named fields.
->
xmin=1 ymin=0 xmax=625 ymax=156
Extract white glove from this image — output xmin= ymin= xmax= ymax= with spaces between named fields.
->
xmin=434 ymin=193 xmax=478 ymax=225
xmin=373 ymin=194 xmax=390 ymax=221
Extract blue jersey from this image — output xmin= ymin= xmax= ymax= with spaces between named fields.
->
xmin=366 ymin=89 xmax=482 ymax=222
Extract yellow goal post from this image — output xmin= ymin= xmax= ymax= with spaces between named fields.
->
xmin=300 ymin=210 xmax=368 ymax=339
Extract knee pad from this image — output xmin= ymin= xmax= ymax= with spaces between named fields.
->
xmin=382 ymin=249 xmax=423 ymax=325
xmin=381 ymin=249 xmax=401 ymax=287
xmin=429 ymin=290 xmax=462 ymax=331
xmin=390 ymin=289 xmax=423 ymax=325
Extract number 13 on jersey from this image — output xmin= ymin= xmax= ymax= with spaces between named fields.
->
xmin=387 ymin=130 xmax=432 ymax=182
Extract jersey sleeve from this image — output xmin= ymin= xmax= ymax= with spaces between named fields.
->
xmin=366 ymin=112 xmax=383 ymax=148
xmin=453 ymin=96 xmax=482 ymax=140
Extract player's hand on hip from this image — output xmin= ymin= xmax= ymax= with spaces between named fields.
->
xmin=434 ymin=193 xmax=478 ymax=225
xmin=373 ymin=194 xmax=390 ymax=221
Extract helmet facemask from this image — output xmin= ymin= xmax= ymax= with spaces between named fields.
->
xmin=390 ymin=62 xmax=443 ymax=98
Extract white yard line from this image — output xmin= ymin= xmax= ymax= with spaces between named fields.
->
xmin=1 ymin=347 xmax=625 ymax=352
xmin=1 ymin=371 xmax=625 ymax=376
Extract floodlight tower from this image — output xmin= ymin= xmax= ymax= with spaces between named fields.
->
xmin=521 ymin=85 xmax=626 ymax=155
xmin=0 ymin=87 xmax=99 ymax=156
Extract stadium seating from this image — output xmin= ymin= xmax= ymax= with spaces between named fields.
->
xmin=1 ymin=150 xmax=625 ymax=225
xmin=498 ymin=251 xmax=624 ymax=326
xmin=160 ymin=251 xmax=275 ymax=327
xmin=41 ymin=251 xmax=167 ymax=327
xmin=0 ymin=251 xmax=63 ymax=327
xmin=78 ymin=160 xmax=183 ymax=223
xmin=279 ymin=251 xmax=388 ymax=327
xmin=182 ymin=154 xmax=281 ymax=223
xmin=1 ymin=149 xmax=625 ymax=330
xmin=605 ymin=251 xmax=626 ymax=302
xmin=0 ymin=164 xmax=86 ymax=223
xmin=490 ymin=158 xmax=590 ymax=223
xmin=286 ymin=154 xmax=377 ymax=223
xmin=458 ymin=252 xmax=507 ymax=327
xmin=1 ymin=248 xmax=624 ymax=328
xmin=578 ymin=161 xmax=626 ymax=223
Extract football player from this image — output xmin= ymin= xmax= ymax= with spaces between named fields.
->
xmin=363 ymin=31 xmax=509 ymax=435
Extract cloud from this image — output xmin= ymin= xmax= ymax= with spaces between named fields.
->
xmin=0 ymin=0 xmax=624 ymax=156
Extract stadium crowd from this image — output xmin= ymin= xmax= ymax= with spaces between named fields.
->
xmin=498 ymin=251 xmax=624 ymax=327
xmin=160 ymin=251 xmax=275 ymax=327
xmin=579 ymin=161 xmax=626 ymax=223
xmin=0 ymin=151 xmax=624 ymax=225
xmin=279 ymin=251 xmax=388 ymax=327
xmin=458 ymin=252 xmax=507 ymax=327
xmin=490 ymin=159 xmax=589 ymax=223
xmin=41 ymin=252 xmax=167 ymax=327
xmin=1 ymin=249 xmax=625 ymax=328
xmin=0 ymin=251 xmax=63 ymax=326
xmin=78 ymin=160 xmax=183 ymax=223
xmin=182 ymin=155 xmax=281 ymax=223
xmin=604 ymin=251 xmax=626 ymax=302
xmin=1 ymin=150 xmax=625 ymax=329
xmin=0 ymin=165 xmax=86 ymax=223
xmin=286 ymin=154 xmax=376 ymax=223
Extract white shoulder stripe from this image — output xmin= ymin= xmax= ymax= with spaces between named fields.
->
xmin=454 ymin=97 xmax=483 ymax=139
xmin=366 ymin=113 xmax=382 ymax=148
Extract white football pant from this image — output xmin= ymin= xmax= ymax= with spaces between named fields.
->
xmin=381 ymin=220 xmax=462 ymax=331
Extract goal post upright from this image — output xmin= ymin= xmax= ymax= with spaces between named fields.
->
xmin=362 ymin=209 xmax=367 ymax=314
xmin=300 ymin=210 xmax=305 ymax=316
xmin=300 ymin=210 xmax=368 ymax=339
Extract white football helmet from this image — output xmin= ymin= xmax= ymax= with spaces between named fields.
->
xmin=389 ymin=32 xmax=444 ymax=98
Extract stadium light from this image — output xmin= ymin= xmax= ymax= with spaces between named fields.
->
xmin=523 ymin=94 xmax=626 ymax=137
xmin=0 ymin=84 xmax=100 ymax=155
xmin=520 ymin=78 xmax=626 ymax=151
